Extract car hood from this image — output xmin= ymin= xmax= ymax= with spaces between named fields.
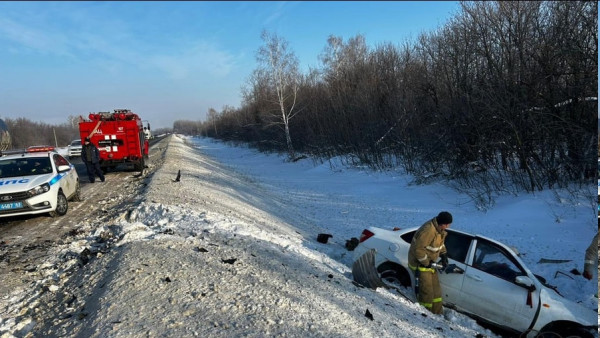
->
xmin=538 ymin=287 xmax=597 ymax=327
xmin=0 ymin=174 xmax=54 ymax=193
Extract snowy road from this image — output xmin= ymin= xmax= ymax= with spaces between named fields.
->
xmin=0 ymin=137 xmax=169 ymax=336
xmin=0 ymin=155 xmax=155 ymax=298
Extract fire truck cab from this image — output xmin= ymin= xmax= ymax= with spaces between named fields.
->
xmin=79 ymin=109 xmax=149 ymax=172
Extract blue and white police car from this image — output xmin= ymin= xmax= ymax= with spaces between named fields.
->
xmin=0 ymin=146 xmax=81 ymax=218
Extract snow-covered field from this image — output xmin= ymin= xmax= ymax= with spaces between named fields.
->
xmin=187 ymin=136 xmax=598 ymax=308
xmin=1 ymin=134 xmax=597 ymax=337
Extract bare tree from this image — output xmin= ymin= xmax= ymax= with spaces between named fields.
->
xmin=206 ymin=108 xmax=219 ymax=137
xmin=67 ymin=115 xmax=81 ymax=128
xmin=256 ymin=30 xmax=301 ymax=159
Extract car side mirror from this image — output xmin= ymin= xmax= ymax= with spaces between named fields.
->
xmin=57 ymin=165 xmax=71 ymax=172
xmin=515 ymin=275 xmax=536 ymax=291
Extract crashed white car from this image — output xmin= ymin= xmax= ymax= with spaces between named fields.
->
xmin=0 ymin=146 xmax=81 ymax=218
xmin=352 ymin=226 xmax=597 ymax=338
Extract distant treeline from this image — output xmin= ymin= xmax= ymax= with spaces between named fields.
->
xmin=3 ymin=117 xmax=172 ymax=149
xmin=4 ymin=117 xmax=80 ymax=149
xmin=180 ymin=1 xmax=597 ymax=204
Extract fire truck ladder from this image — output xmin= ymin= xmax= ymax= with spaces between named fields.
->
xmin=125 ymin=127 xmax=141 ymax=159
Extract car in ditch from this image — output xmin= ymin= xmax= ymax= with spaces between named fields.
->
xmin=68 ymin=139 xmax=82 ymax=159
xmin=0 ymin=146 xmax=81 ymax=218
xmin=352 ymin=226 xmax=597 ymax=338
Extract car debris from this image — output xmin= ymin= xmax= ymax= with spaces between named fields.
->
xmin=316 ymin=233 xmax=332 ymax=244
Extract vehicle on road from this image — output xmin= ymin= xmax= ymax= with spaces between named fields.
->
xmin=143 ymin=120 xmax=153 ymax=140
xmin=78 ymin=109 xmax=149 ymax=172
xmin=352 ymin=226 xmax=597 ymax=338
xmin=0 ymin=146 xmax=81 ymax=218
xmin=68 ymin=139 xmax=82 ymax=158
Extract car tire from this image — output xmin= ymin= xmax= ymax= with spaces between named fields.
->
xmin=50 ymin=192 xmax=68 ymax=217
xmin=378 ymin=263 xmax=411 ymax=287
xmin=134 ymin=157 xmax=145 ymax=172
xmin=538 ymin=325 xmax=594 ymax=338
xmin=72 ymin=182 xmax=82 ymax=202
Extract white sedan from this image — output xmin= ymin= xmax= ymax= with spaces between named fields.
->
xmin=352 ymin=226 xmax=597 ymax=338
xmin=0 ymin=146 xmax=81 ymax=218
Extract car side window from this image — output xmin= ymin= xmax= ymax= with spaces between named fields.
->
xmin=53 ymin=154 xmax=69 ymax=167
xmin=444 ymin=231 xmax=471 ymax=263
xmin=472 ymin=240 xmax=524 ymax=282
xmin=400 ymin=231 xmax=415 ymax=243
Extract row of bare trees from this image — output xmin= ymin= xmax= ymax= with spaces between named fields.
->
xmin=4 ymin=116 xmax=173 ymax=150
xmin=192 ymin=1 xmax=597 ymax=205
xmin=3 ymin=117 xmax=80 ymax=149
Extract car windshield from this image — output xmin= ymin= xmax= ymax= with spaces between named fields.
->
xmin=0 ymin=157 xmax=52 ymax=178
xmin=71 ymin=140 xmax=81 ymax=146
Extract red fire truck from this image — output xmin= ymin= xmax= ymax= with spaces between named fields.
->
xmin=78 ymin=109 xmax=149 ymax=172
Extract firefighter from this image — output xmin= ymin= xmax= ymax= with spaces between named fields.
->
xmin=408 ymin=211 xmax=452 ymax=314
xmin=81 ymin=137 xmax=105 ymax=183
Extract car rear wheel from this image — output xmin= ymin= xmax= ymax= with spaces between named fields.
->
xmin=378 ymin=263 xmax=411 ymax=288
xmin=50 ymin=192 xmax=68 ymax=217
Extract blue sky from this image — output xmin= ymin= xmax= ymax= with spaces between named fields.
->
xmin=0 ymin=1 xmax=460 ymax=129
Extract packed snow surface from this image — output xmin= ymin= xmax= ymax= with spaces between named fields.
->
xmin=1 ymin=134 xmax=597 ymax=337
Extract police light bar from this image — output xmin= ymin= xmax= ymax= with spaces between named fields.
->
xmin=27 ymin=145 xmax=55 ymax=152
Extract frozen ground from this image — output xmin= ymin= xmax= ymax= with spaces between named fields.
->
xmin=1 ymin=134 xmax=597 ymax=337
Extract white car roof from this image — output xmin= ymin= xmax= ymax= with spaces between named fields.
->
xmin=398 ymin=225 xmax=519 ymax=256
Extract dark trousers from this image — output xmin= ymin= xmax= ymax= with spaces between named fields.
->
xmin=84 ymin=161 xmax=105 ymax=183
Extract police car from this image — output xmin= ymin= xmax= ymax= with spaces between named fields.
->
xmin=0 ymin=146 xmax=81 ymax=218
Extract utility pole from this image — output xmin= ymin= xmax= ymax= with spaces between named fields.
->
xmin=53 ymin=128 xmax=58 ymax=147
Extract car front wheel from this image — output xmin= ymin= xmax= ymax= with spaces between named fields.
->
xmin=50 ymin=192 xmax=68 ymax=217
xmin=538 ymin=325 xmax=594 ymax=338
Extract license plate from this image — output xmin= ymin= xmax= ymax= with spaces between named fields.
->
xmin=0 ymin=202 xmax=23 ymax=210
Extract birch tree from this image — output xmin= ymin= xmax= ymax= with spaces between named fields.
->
xmin=206 ymin=108 xmax=218 ymax=137
xmin=257 ymin=30 xmax=301 ymax=159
